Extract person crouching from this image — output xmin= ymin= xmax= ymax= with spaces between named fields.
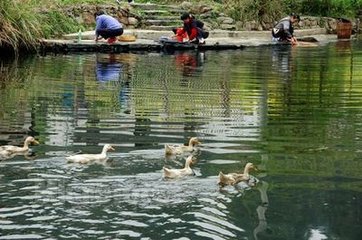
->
xmin=179 ymin=12 xmax=208 ymax=44
xmin=272 ymin=13 xmax=300 ymax=45
xmin=94 ymin=10 xmax=124 ymax=44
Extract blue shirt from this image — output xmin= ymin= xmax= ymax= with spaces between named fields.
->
xmin=95 ymin=15 xmax=123 ymax=36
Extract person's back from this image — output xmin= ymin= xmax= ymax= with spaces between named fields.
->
xmin=96 ymin=14 xmax=122 ymax=31
xmin=273 ymin=17 xmax=291 ymax=32
xmin=94 ymin=10 xmax=124 ymax=44
xmin=196 ymin=20 xmax=204 ymax=29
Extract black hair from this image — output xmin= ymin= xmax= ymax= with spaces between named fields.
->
xmin=290 ymin=13 xmax=301 ymax=22
xmin=180 ymin=12 xmax=190 ymax=20
xmin=94 ymin=10 xmax=105 ymax=18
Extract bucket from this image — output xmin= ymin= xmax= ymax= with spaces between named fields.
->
xmin=336 ymin=19 xmax=352 ymax=39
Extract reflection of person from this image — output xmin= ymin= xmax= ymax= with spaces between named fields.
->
xmin=96 ymin=54 xmax=122 ymax=82
xmin=178 ymin=12 xmax=208 ymax=44
xmin=94 ymin=10 xmax=124 ymax=44
xmin=253 ymin=181 xmax=269 ymax=240
xmin=174 ymin=51 xmax=205 ymax=76
xmin=271 ymin=45 xmax=293 ymax=75
xmin=119 ymin=77 xmax=131 ymax=114
xmin=272 ymin=13 xmax=300 ymax=45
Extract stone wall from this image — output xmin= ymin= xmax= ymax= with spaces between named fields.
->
xmin=60 ymin=4 xmax=140 ymax=30
xmin=215 ymin=15 xmax=354 ymax=33
xmin=60 ymin=4 xmax=355 ymax=33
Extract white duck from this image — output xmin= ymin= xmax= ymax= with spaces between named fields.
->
xmin=163 ymin=155 xmax=195 ymax=179
xmin=66 ymin=144 xmax=115 ymax=164
xmin=165 ymin=137 xmax=201 ymax=155
xmin=0 ymin=136 xmax=39 ymax=155
xmin=218 ymin=162 xmax=257 ymax=187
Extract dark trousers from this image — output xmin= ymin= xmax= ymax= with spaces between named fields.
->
xmin=97 ymin=28 xmax=123 ymax=39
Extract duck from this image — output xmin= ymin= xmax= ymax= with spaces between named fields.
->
xmin=0 ymin=136 xmax=39 ymax=155
xmin=66 ymin=144 xmax=115 ymax=164
xmin=165 ymin=137 xmax=201 ymax=155
xmin=218 ymin=162 xmax=257 ymax=187
xmin=163 ymin=155 xmax=195 ymax=179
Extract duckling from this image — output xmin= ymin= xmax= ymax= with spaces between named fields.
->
xmin=0 ymin=136 xmax=39 ymax=155
xmin=163 ymin=155 xmax=195 ymax=179
xmin=66 ymin=144 xmax=115 ymax=164
xmin=218 ymin=162 xmax=257 ymax=187
xmin=165 ymin=137 xmax=201 ymax=155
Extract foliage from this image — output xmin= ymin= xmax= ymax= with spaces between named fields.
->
xmin=298 ymin=0 xmax=362 ymax=17
xmin=218 ymin=0 xmax=362 ymax=23
xmin=41 ymin=11 xmax=80 ymax=38
xmin=0 ymin=0 xmax=85 ymax=54
xmin=221 ymin=0 xmax=285 ymax=23
xmin=0 ymin=0 xmax=44 ymax=53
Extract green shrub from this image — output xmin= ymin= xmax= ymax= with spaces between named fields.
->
xmin=296 ymin=0 xmax=362 ymax=18
xmin=222 ymin=0 xmax=284 ymax=23
xmin=41 ymin=11 xmax=80 ymax=38
xmin=219 ymin=0 xmax=362 ymax=23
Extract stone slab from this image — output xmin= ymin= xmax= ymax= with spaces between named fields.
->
xmin=40 ymin=33 xmax=340 ymax=54
xmin=63 ymin=28 xmax=328 ymax=41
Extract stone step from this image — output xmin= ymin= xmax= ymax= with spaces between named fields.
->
xmin=145 ymin=19 xmax=180 ymax=26
xmin=130 ymin=3 xmax=180 ymax=11
xmin=142 ymin=9 xmax=185 ymax=16
xmin=146 ymin=25 xmax=176 ymax=31
xmin=125 ymin=3 xmax=192 ymax=31
xmin=142 ymin=15 xmax=180 ymax=21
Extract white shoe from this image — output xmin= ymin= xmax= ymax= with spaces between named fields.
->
xmin=199 ymin=38 xmax=205 ymax=44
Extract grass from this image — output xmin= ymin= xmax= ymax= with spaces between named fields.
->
xmin=0 ymin=0 xmax=44 ymax=53
xmin=0 ymin=0 xmax=92 ymax=54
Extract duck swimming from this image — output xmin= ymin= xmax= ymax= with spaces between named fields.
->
xmin=0 ymin=136 xmax=39 ymax=155
xmin=165 ymin=137 xmax=201 ymax=155
xmin=66 ymin=144 xmax=115 ymax=164
xmin=163 ymin=155 xmax=195 ymax=179
xmin=218 ymin=162 xmax=257 ymax=187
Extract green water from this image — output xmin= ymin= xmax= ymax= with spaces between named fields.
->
xmin=0 ymin=42 xmax=361 ymax=240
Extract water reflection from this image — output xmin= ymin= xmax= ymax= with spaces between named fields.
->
xmin=253 ymin=181 xmax=269 ymax=240
xmin=96 ymin=53 xmax=133 ymax=114
xmin=96 ymin=54 xmax=123 ymax=82
xmin=119 ymin=74 xmax=131 ymax=115
xmin=335 ymin=40 xmax=352 ymax=52
xmin=1 ymin=43 xmax=362 ymax=239
xmin=271 ymin=45 xmax=293 ymax=80
xmin=0 ymin=151 xmax=37 ymax=161
xmin=172 ymin=50 xmax=205 ymax=77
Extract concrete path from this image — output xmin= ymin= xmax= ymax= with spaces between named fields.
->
xmin=40 ymin=28 xmax=340 ymax=53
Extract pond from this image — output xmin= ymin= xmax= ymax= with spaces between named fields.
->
xmin=0 ymin=41 xmax=362 ymax=240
